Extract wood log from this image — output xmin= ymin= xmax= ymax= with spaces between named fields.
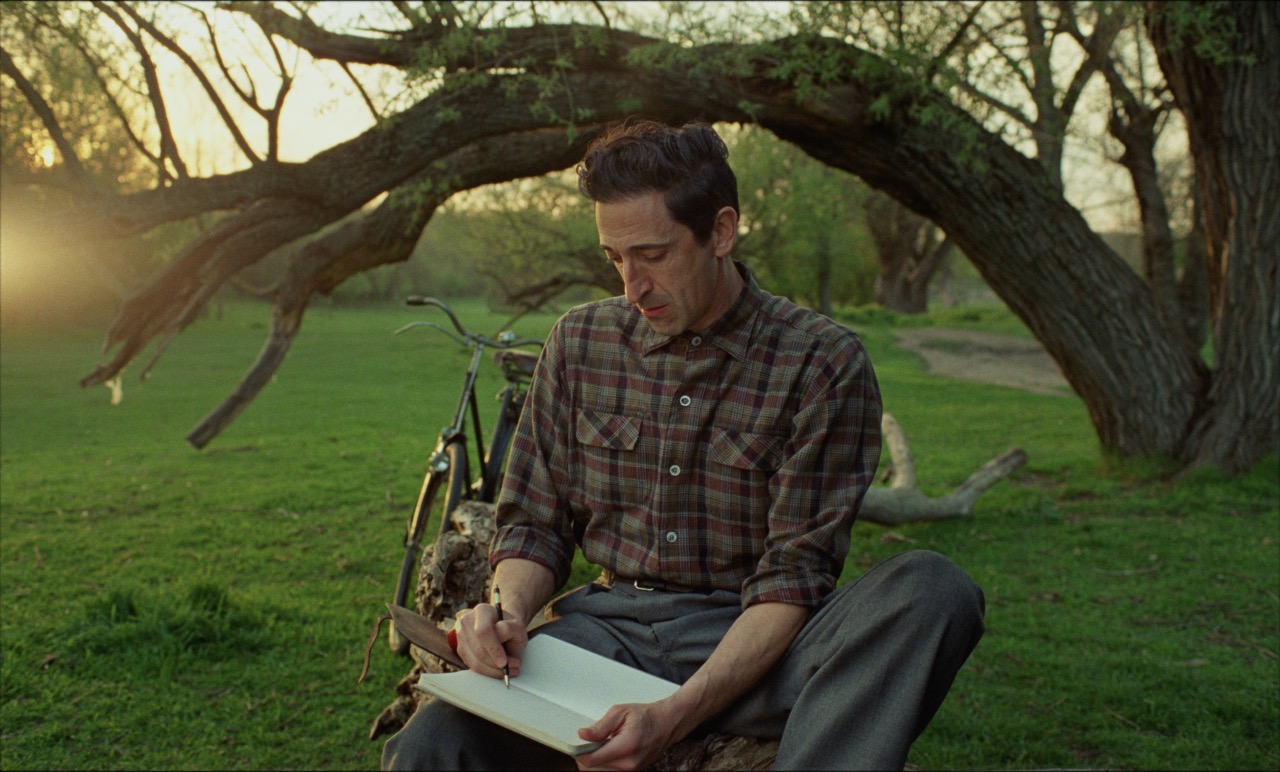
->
xmin=858 ymin=413 xmax=1027 ymax=525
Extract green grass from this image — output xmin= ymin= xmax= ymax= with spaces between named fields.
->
xmin=2 ymin=299 xmax=1277 ymax=770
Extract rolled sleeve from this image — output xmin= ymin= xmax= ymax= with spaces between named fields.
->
xmin=489 ymin=320 xmax=577 ymax=591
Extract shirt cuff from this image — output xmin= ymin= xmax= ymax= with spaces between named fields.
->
xmin=741 ymin=568 xmax=833 ymax=609
xmin=489 ymin=525 xmax=572 ymax=590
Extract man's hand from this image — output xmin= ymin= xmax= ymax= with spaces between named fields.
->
xmin=574 ymin=700 xmax=681 ymax=771
xmin=573 ymin=601 xmax=808 ymax=770
xmin=454 ymin=558 xmax=556 ymax=681
xmin=453 ymin=602 xmax=528 ymax=680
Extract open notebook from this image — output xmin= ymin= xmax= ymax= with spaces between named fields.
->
xmin=414 ymin=635 xmax=679 ymax=755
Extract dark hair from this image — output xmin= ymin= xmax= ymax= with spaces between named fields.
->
xmin=576 ymin=119 xmax=738 ymax=244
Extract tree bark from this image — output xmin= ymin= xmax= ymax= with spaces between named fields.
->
xmin=1149 ymin=1 xmax=1280 ymax=471
xmin=1178 ymin=189 xmax=1210 ymax=352
xmin=1109 ymin=105 xmax=1190 ymax=355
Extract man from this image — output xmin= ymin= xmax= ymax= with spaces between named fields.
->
xmin=383 ymin=119 xmax=984 ymax=771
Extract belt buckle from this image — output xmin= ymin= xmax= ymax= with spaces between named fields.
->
xmin=632 ymin=579 xmax=659 ymax=592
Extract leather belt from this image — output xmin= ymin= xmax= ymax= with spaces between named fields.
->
xmin=598 ymin=569 xmax=716 ymax=594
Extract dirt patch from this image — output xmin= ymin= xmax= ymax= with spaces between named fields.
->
xmin=893 ymin=328 xmax=1071 ymax=396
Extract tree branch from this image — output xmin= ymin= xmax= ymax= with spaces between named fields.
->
xmin=51 ymin=22 xmax=170 ymax=180
xmin=859 ymin=413 xmax=1028 ymax=525
xmin=94 ymin=1 xmax=189 ymax=179
xmin=925 ymin=0 xmax=987 ymax=83
xmin=221 ymin=1 xmax=650 ymax=72
xmin=184 ymin=127 xmax=597 ymax=447
xmin=113 ymin=1 xmax=262 ymax=164
xmin=337 ymin=60 xmax=382 ymax=121
xmin=0 ymin=47 xmax=94 ymax=187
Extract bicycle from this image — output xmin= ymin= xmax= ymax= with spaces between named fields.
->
xmin=386 ymin=296 xmax=541 ymax=656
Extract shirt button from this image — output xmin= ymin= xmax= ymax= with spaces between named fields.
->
xmin=669 ymin=464 xmax=682 ymax=476
xmin=666 ymin=531 xmax=678 ymax=543
xmin=678 ymin=395 xmax=692 ymax=407
xmin=690 ymin=336 xmax=703 ymax=346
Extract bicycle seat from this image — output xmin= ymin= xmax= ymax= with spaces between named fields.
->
xmin=494 ymin=349 xmax=539 ymax=378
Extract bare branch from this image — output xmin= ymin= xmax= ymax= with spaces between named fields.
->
xmin=925 ymin=0 xmax=986 ymax=83
xmin=589 ymin=1 xmax=611 ymax=31
xmin=52 ymin=24 xmax=170 ymax=179
xmin=1057 ymin=4 xmax=1125 ymax=121
xmin=201 ymin=10 xmax=258 ymax=107
xmin=111 ymin=1 xmax=262 ymax=164
xmin=220 ymin=0 xmax=419 ymax=66
xmin=337 ymin=60 xmax=382 ymax=120
xmin=390 ymin=0 xmax=429 ymax=30
xmin=952 ymin=78 xmax=1035 ymax=127
xmin=263 ymin=29 xmax=294 ymax=161
xmin=969 ymin=10 xmax=1034 ymax=96
xmin=221 ymin=1 xmax=649 ymax=73
xmin=15 ymin=9 xmax=172 ymax=183
xmin=93 ymin=1 xmax=189 ymax=179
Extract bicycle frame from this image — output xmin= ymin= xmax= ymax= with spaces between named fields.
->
xmin=389 ymin=297 xmax=539 ymax=654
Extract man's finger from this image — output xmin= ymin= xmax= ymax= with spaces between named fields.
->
xmin=578 ymin=705 xmax=626 ymax=743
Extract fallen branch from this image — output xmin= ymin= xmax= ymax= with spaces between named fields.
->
xmin=858 ymin=413 xmax=1027 ymax=525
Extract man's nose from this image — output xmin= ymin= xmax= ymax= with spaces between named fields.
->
xmin=622 ymin=260 xmax=651 ymax=305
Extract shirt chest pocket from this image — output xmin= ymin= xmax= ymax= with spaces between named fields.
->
xmin=573 ymin=408 xmax=651 ymax=511
xmin=706 ymin=427 xmax=785 ymax=518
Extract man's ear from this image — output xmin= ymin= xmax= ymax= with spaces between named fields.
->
xmin=712 ymin=206 xmax=738 ymax=258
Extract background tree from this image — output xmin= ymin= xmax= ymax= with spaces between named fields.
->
xmin=3 ymin=1 xmax=1273 ymax=473
xmin=730 ymin=125 xmax=876 ymax=315
xmin=463 ymin=175 xmax=621 ymax=315
xmin=862 ymin=189 xmax=953 ymax=314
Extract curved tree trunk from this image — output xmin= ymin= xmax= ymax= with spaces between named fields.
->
xmin=61 ymin=8 xmax=1273 ymax=472
xmin=757 ymin=74 xmax=1207 ymax=459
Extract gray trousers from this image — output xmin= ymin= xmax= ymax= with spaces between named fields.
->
xmin=382 ymin=550 xmax=985 ymax=771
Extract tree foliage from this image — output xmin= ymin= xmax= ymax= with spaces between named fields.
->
xmin=1 ymin=1 xmax=1273 ymax=474
xmin=730 ymin=124 xmax=877 ymax=315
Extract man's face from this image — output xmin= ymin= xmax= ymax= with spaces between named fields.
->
xmin=596 ymin=191 xmax=738 ymax=336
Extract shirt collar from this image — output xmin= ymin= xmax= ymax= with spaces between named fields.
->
xmin=634 ymin=261 xmax=763 ymax=360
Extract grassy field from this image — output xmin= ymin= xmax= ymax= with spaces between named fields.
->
xmin=2 ymin=299 xmax=1276 ymax=770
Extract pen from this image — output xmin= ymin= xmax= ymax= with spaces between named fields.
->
xmin=494 ymin=586 xmax=510 ymax=688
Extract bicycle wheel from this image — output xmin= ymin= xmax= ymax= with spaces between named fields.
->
xmin=389 ymin=440 xmax=470 ymax=655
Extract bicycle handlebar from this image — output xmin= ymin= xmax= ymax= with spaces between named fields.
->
xmin=397 ymin=296 xmax=542 ymax=350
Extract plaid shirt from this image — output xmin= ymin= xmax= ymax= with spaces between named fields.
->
xmin=490 ymin=264 xmax=882 ymax=609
